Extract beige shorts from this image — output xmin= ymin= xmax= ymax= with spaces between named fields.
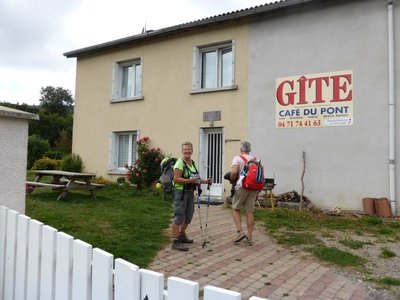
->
xmin=232 ymin=188 xmax=259 ymax=212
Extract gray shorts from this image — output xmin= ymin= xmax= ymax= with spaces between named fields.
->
xmin=173 ymin=189 xmax=195 ymax=225
xmin=232 ymin=188 xmax=259 ymax=212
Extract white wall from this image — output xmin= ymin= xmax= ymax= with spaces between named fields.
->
xmin=0 ymin=107 xmax=37 ymax=214
xmin=248 ymin=0 xmax=399 ymax=212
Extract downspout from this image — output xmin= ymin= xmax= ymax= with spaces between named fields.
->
xmin=388 ymin=0 xmax=397 ymax=216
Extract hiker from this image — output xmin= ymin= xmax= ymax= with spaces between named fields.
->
xmin=171 ymin=141 xmax=212 ymax=251
xmin=230 ymin=141 xmax=260 ymax=246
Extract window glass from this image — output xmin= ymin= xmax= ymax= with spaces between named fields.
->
xmin=121 ymin=65 xmax=133 ymax=98
xmin=201 ymin=51 xmax=217 ymax=89
xmin=221 ymin=48 xmax=232 ymax=87
xmin=118 ymin=135 xmax=129 ymax=167
xmin=134 ymin=64 xmax=142 ymax=96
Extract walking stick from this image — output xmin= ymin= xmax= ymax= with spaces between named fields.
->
xmin=197 ymin=187 xmax=205 ymax=247
xmin=202 ymin=182 xmax=211 ymax=248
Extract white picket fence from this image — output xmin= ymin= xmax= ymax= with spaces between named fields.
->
xmin=0 ymin=206 xmax=267 ymax=300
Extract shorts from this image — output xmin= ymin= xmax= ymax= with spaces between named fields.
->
xmin=173 ymin=189 xmax=195 ymax=225
xmin=232 ymin=188 xmax=259 ymax=213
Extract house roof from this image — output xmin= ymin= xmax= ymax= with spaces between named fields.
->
xmin=63 ymin=0 xmax=317 ymax=58
xmin=0 ymin=105 xmax=39 ymax=121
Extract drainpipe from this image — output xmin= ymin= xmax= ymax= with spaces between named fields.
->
xmin=388 ymin=0 xmax=396 ymax=216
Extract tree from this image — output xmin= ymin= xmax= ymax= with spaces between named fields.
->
xmin=39 ymin=86 xmax=74 ymax=115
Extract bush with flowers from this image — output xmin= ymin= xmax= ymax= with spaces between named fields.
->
xmin=125 ymin=136 xmax=165 ymax=189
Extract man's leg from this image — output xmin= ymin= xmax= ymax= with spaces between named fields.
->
xmin=245 ymin=211 xmax=255 ymax=242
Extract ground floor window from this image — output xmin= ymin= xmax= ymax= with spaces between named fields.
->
xmin=109 ymin=131 xmax=138 ymax=172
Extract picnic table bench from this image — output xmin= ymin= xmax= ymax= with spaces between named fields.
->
xmin=26 ymin=170 xmax=105 ymax=200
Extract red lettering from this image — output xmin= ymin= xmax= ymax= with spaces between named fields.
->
xmin=331 ymin=74 xmax=352 ymax=102
xmin=309 ymin=76 xmax=329 ymax=104
xmin=276 ymin=80 xmax=295 ymax=106
xmin=297 ymin=76 xmax=308 ymax=105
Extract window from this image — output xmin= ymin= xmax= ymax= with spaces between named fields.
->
xmin=112 ymin=59 xmax=142 ymax=101
xmin=109 ymin=131 xmax=138 ymax=172
xmin=193 ymin=41 xmax=235 ymax=91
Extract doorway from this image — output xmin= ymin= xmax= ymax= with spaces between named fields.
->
xmin=199 ymin=128 xmax=224 ymax=200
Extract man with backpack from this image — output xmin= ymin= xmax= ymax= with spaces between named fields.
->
xmin=230 ymin=141 xmax=264 ymax=246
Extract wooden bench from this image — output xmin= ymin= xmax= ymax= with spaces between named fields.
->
xmin=26 ymin=181 xmax=66 ymax=194
xmin=59 ymin=179 xmax=106 ymax=189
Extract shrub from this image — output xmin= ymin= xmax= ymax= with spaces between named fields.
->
xmin=60 ymin=153 xmax=83 ymax=172
xmin=27 ymin=135 xmax=50 ymax=169
xmin=32 ymin=157 xmax=60 ymax=170
xmin=125 ymin=136 xmax=164 ymax=189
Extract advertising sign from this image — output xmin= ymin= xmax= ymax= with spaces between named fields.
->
xmin=275 ymin=70 xmax=353 ymax=128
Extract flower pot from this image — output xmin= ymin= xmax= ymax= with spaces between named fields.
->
xmin=362 ymin=197 xmax=375 ymax=215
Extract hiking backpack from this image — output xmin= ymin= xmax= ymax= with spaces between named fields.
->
xmin=240 ymin=155 xmax=265 ymax=191
xmin=159 ymin=157 xmax=177 ymax=194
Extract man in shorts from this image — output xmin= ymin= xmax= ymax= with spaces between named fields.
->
xmin=230 ymin=141 xmax=259 ymax=246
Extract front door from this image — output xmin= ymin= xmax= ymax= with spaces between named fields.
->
xmin=199 ymin=128 xmax=224 ymax=200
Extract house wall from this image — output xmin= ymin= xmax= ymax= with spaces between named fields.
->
xmin=72 ymin=23 xmax=249 ymax=191
xmin=248 ymin=0 xmax=400 ymax=212
xmin=0 ymin=116 xmax=29 ymax=213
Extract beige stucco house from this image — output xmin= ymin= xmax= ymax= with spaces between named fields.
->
xmin=0 ymin=106 xmax=39 ymax=213
xmin=64 ymin=13 xmax=251 ymax=200
xmin=65 ymin=0 xmax=400 ymax=213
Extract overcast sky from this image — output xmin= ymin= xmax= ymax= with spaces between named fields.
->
xmin=0 ymin=0 xmax=271 ymax=105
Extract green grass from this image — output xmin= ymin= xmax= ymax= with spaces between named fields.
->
xmin=307 ymin=246 xmax=365 ymax=267
xmin=380 ymin=248 xmax=397 ymax=259
xmin=26 ymin=184 xmax=173 ymax=268
xmin=339 ymin=238 xmax=365 ymax=249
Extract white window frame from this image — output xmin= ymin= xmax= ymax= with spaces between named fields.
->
xmin=192 ymin=40 xmax=236 ymax=92
xmin=108 ymin=131 xmax=139 ymax=173
xmin=111 ymin=58 xmax=143 ymax=102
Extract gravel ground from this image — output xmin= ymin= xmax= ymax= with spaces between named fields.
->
xmin=291 ymin=228 xmax=400 ymax=299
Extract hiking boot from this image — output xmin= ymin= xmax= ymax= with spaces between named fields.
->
xmin=179 ymin=234 xmax=194 ymax=243
xmin=171 ymin=239 xmax=188 ymax=251
xmin=234 ymin=231 xmax=246 ymax=243
xmin=245 ymin=236 xmax=253 ymax=246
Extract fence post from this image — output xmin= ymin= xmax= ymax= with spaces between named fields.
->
xmin=203 ymin=285 xmax=241 ymax=300
xmin=15 ymin=214 xmax=30 ymax=300
xmin=72 ymin=239 xmax=92 ymax=300
xmin=26 ymin=219 xmax=43 ymax=300
xmin=4 ymin=209 xmax=18 ymax=300
xmin=139 ymin=269 xmax=164 ymax=300
xmin=92 ymin=248 xmax=113 ymax=300
xmin=55 ymin=232 xmax=73 ymax=300
xmin=0 ymin=206 xmax=8 ymax=300
xmin=40 ymin=225 xmax=58 ymax=300
xmin=167 ymin=276 xmax=199 ymax=300
xmin=114 ymin=258 xmax=140 ymax=300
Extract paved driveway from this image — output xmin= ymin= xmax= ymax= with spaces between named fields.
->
xmin=149 ymin=204 xmax=371 ymax=299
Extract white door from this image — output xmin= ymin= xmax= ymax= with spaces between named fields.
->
xmin=199 ymin=128 xmax=224 ymax=200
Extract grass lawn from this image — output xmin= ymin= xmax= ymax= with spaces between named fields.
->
xmin=26 ymin=183 xmax=173 ymax=268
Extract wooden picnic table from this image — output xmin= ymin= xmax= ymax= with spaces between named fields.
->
xmin=26 ymin=170 xmax=105 ymax=200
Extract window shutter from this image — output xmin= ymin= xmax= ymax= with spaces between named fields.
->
xmin=231 ymin=40 xmax=236 ymax=86
xmin=108 ymin=133 xmax=117 ymax=170
xmin=112 ymin=63 xmax=120 ymax=99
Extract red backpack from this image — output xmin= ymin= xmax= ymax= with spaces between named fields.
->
xmin=240 ymin=155 xmax=265 ymax=191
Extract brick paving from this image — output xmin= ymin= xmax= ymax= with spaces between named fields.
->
xmin=149 ymin=204 xmax=370 ymax=299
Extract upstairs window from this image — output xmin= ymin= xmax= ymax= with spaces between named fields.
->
xmin=193 ymin=41 xmax=235 ymax=91
xmin=112 ymin=59 xmax=142 ymax=101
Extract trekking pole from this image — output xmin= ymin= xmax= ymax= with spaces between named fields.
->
xmin=197 ymin=187 xmax=205 ymax=247
xmin=202 ymin=182 xmax=211 ymax=248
